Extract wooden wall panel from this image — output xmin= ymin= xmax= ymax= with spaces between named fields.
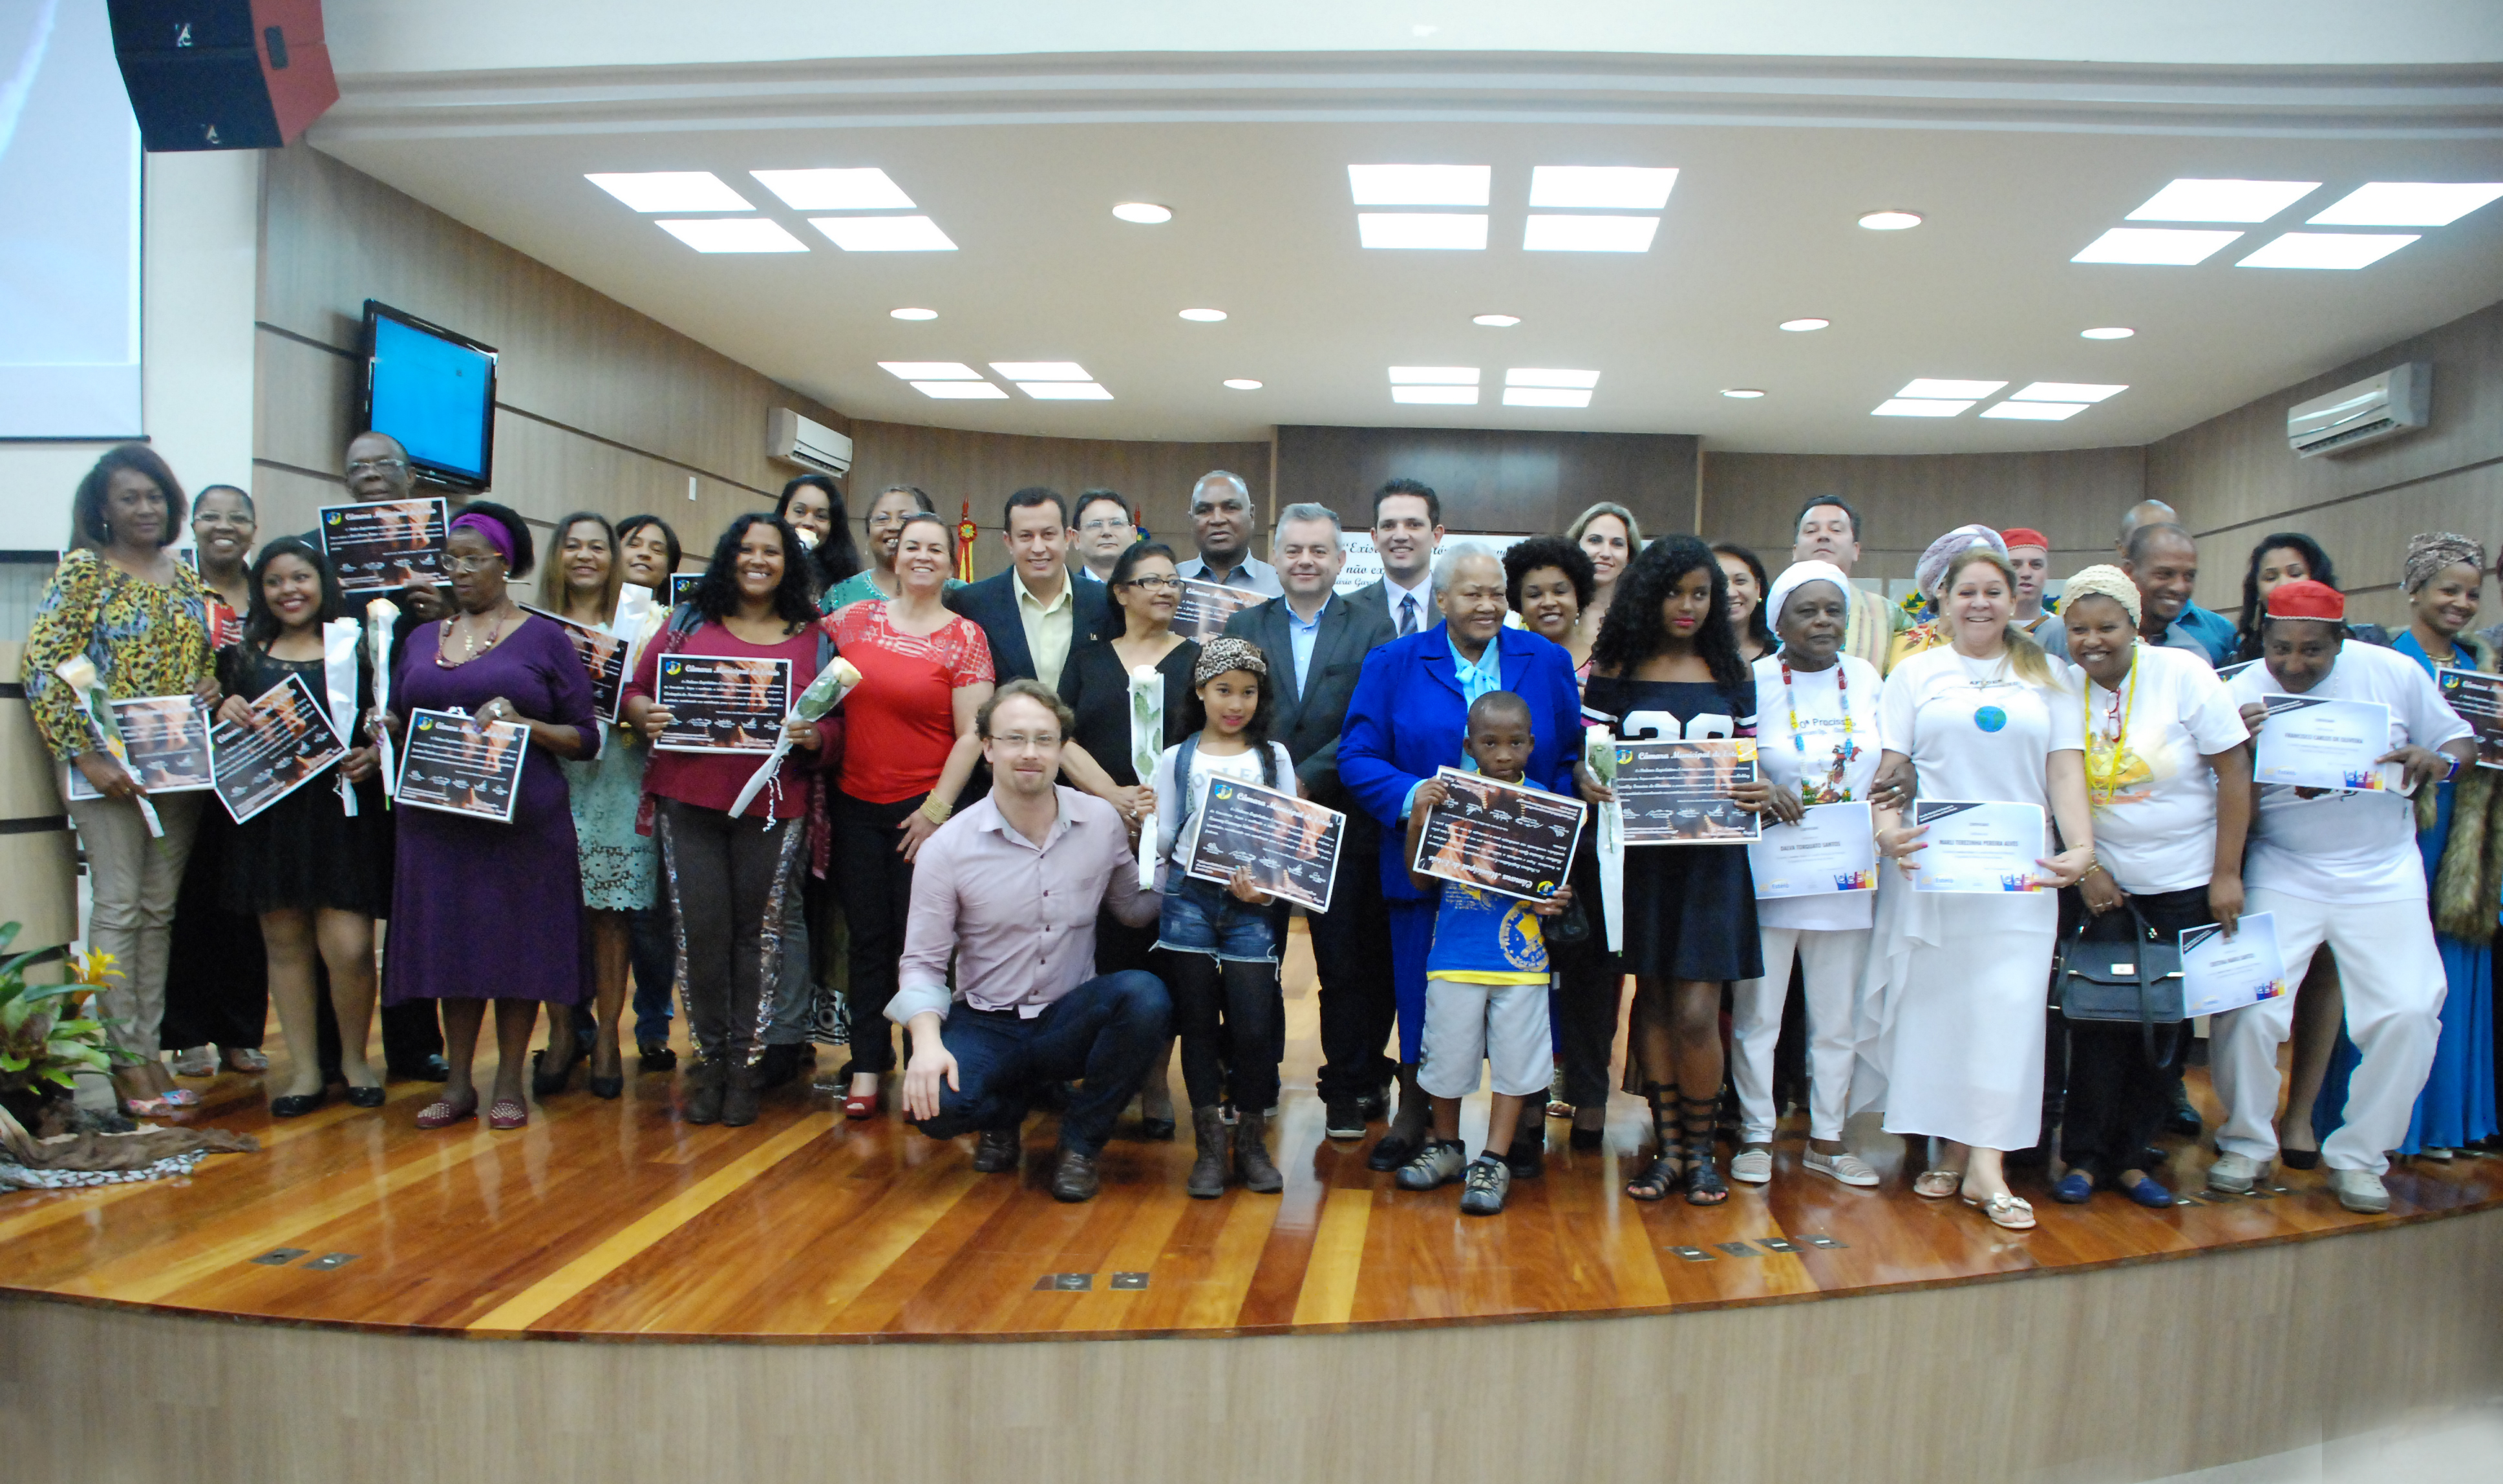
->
xmin=1274 ymin=426 xmax=1698 ymax=546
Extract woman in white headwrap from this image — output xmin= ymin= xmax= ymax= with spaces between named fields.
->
xmin=1888 ymin=525 xmax=2009 ymax=671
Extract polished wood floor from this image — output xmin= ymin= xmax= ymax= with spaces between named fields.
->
xmin=5 ymin=923 xmax=2496 ymax=1343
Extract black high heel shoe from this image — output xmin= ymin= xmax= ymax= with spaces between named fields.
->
xmin=531 ymin=1048 xmax=578 ymax=1097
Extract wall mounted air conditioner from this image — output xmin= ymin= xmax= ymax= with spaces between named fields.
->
xmin=768 ymin=408 xmax=853 ymax=474
xmin=2286 ymin=363 xmax=2430 ymax=459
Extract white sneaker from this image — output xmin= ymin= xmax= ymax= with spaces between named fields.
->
xmin=1804 ymin=1148 xmax=1881 ymax=1187
xmin=2207 ymin=1150 xmax=2268 ymax=1194
xmin=2327 ymin=1167 xmax=2390 ymax=1213
xmin=1730 ymin=1147 xmax=1773 ymax=1184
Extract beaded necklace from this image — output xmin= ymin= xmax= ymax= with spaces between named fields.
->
xmin=436 ymin=606 xmax=515 ymax=668
xmin=1778 ymin=656 xmax=1851 ymax=756
xmin=2081 ymin=646 xmax=2140 ymax=805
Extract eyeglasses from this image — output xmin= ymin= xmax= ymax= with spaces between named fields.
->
xmin=989 ymin=732 xmax=1061 ymax=751
xmin=1120 ymin=575 xmax=1180 ymax=591
xmin=1078 ymin=518 xmax=1131 ymax=534
xmin=346 ymin=458 xmax=409 ymax=475
xmin=445 ymin=553 xmax=507 ymax=573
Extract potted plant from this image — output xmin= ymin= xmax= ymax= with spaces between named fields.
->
xmin=0 ymin=922 xmax=131 ymax=1145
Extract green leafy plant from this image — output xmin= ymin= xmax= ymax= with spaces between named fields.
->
xmin=0 ymin=922 xmax=133 ymax=1102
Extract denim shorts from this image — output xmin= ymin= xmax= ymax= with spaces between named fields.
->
xmin=1155 ymin=874 xmax=1279 ymax=963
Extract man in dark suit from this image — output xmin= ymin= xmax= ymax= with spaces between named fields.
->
xmin=943 ymin=487 xmax=1110 ymax=691
xmin=1223 ymin=502 xmax=1398 ymax=1139
xmin=1343 ymin=478 xmax=1446 ymax=640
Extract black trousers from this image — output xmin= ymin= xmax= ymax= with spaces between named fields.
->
xmin=836 ymin=792 xmax=924 ymax=1075
xmin=160 ymin=837 xmax=267 ymax=1050
xmin=2059 ymin=884 xmax=2209 ymax=1177
xmin=659 ymin=800 xmax=802 ymax=1070
xmin=1169 ymin=951 xmax=1285 ymax=1114
xmin=1550 ymin=845 xmax=1622 ymax=1109
xmin=1308 ymin=849 xmax=1396 ymax=1105
xmin=630 ymin=898 xmax=676 ymax=1046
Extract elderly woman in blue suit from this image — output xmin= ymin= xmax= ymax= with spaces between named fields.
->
xmin=1341 ymin=541 xmax=1586 ymax=1174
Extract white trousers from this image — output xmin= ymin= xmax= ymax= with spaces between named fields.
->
xmin=2211 ymin=886 xmax=2444 ymax=1177
xmin=1732 ymin=926 xmax=1870 ymax=1142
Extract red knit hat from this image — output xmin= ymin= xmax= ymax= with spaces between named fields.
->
xmin=2265 ymin=578 xmax=2345 ymax=621
xmin=2001 ymin=527 xmax=2049 ymax=551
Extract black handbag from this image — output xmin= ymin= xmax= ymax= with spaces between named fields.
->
xmin=2054 ymin=899 xmax=2185 ymax=1066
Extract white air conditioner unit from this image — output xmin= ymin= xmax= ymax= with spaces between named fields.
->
xmin=2286 ymin=363 xmax=2430 ymax=459
xmin=768 ymin=408 xmax=853 ymax=475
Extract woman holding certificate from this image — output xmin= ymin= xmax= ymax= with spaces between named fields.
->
xmin=2052 ymin=566 xmax=2251 ymax=1209
xmin=376 ymin=503 xmax=595 ymax=1132
xmin=1867 ymin=538 xmax=2094 ymax=1231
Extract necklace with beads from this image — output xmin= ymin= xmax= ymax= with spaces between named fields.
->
xmin=1780 ymin=657 xmax=1860 ymax=801
xmin=436 ymin=606 xmax=514 ymax=668
xmin=2081 ymin=647 xmax=2141 ymax=805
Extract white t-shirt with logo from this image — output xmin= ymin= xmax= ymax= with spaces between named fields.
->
xmin=1877 ymin=645 xmax=2085 ymax=815
xmin=2072 ymin=644 xmax=2250 ymax=896
xmin=1751 ymin=653 xmax=1885 ymax=930
xmin=2228 ymin=641 xmax=2470 ymax=904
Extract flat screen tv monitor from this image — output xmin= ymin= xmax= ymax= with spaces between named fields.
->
xmin=358 ymin=301 xmax=498 ymax=491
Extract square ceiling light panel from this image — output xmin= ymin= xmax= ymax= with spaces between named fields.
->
xmin=2307 ymin=182 xmax=2503 ymax=226
xmin=1897 ymin=379 xmax=2007 ymax=399
xmin=588 ymin=172 xmax=753 ymax=212
xmin=879 ymin=361 xmax=983 ymax=380
xmin=1388 ymin=366 xmax=1480 ymax=385
xmin=810 ymin=216 xmax=957 ymax=251
xmin=1503 ymin=387 xmax=1593 ymax=408
xmin=1505 ymin=368 xmax=1601 ymax=388
xmin=1523 ymin=216 xmax=1660 ymax=252
xmin=2071 ymin=228 xmax=2244 ymax=265
xmin=655 ymin=218 xmax=807 ymax=253
xmin=1347 ymin=164 xmax=1491 ymax=206
xmin=2125 ymin=178 xmax=2319 ymax=222
xmin=2237 ymin=233 xmax=2418 ymax=270
xmin=2009 ymin=382 xmax=2125 ymax=403
xmin=913 ymin=381 xmax=1008 ymax=399
xmin=1872 ymin=399 xmax=1976 ymax=417
xmin=1529 ymin=166 xmax=1678 ymax=209
xmin=1358 ymin=213 xmax=1489 ymax=249
xmin=1017 ymin=382 xmax=1114 ymax=400
xmin=1392 ymin=386 xmax=1480 ymax=405
xmin=989 ymin=362 xmax=1091 ymax=381
xmin=1980 ymin=401 xmax=2089 ymax=420
xmin=751 ymin=167 xmax=916 ymax=211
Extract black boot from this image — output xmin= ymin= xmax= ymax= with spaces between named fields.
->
xmin=683 ymin=1058 xmax=724 ymax=1124
xmin=1188 ymin=1106 xmax=1229 ymax=1198
xmin=721 ymin=1059 xmax=761 ymax=1127
xmin=1368 ymin=1063 xmax=1430 ymax=1171
xmin=1234 ymin=1108 xmax=1283 ymax=1194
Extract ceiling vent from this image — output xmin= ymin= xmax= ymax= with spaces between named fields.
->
xmin=768 ymin=408 xmax=852 ymax=474
xmin=2287 ymin=363 xmax=2430 ymax=459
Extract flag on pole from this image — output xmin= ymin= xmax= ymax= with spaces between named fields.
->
xmin=955 ymin=500 xmax=978 ymax=582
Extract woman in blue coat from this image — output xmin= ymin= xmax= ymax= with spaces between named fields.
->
xmin=1340 ymin=542 xmax=1586 ymax=1172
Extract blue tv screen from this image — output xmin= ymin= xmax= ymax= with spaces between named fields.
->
xmin=359 ymin=302 xmax=498 ymax=490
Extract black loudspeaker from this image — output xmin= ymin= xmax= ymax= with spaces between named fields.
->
xmin=106 ymin=0 xmax=338 ymax=151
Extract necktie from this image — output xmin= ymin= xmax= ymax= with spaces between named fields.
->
xmin=1399 ymin=593 xmax=1418 ymax=637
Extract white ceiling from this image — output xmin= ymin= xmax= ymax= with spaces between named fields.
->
xmin=308 ymin=27 xmax=2503 ymax=454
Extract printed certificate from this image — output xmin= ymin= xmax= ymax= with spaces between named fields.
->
xmin=1745 ymin=801 xmax=1878 ymax=898
xmin=212 ymin=675 xmax=348 ymax=824
xmin=1171 ymin=578 xmax=1266 ymax=644
xmin=668 ymin=573 xmax=703 ymax=607
xmin=653 ymin=655 xmax=790 ymax=754
xmin=66 ymin=695 xmax=215 ymax=800
xmin=317 ymin=497 xmax=449 ymax=595
xmin=2436 ymin=668 xmax=2503 ymax=771
xmin=2253 ymin=695 xmax=2399 ymax=792
xmin=1910 ymin=800 xmax=2047 ymax=894
xmin=2180 ymin=913 xmax=2290 ymax=1017
xmin=524 ymin=606 xmax=632 ymax=722
xmin=1409 ymin=767 xmax=1587 ymax=902
xmin=1182 ymin=774 xmax=1347 ymax=913
xmin=1613 ymin=737 xmax=1760 ymax=845
xmin=394 ymin=708 xmax=528 ymax=823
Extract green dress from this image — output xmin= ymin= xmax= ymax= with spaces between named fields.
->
xmin=560 ymin=726 xmax=657 ymax=911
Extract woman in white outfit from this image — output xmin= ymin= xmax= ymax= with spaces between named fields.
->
xmin=1730 ymin=561 xmax=1886 ymax=1189
xmin=1866 ymin=539 xmax=2095 ymax=1230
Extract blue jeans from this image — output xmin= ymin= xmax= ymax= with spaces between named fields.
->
xmin=630 ymin=901 xmax=676 ymax=1048
xmin=912 ymin=970 xmax=1171 ymax=1157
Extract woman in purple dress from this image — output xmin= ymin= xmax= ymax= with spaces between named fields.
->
xmin=372 ymin=502 xmax=595 ymax=1131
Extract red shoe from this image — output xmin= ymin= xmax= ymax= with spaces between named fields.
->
xmin=414 ymin=1095 xmax=478 ymax=1130
xmin=487 ymin=1099 xmax=529 ymax=1130
xmin=843 ymin=1081 xmax=880 ymax=1120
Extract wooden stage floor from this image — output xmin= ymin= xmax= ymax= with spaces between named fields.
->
xmin=5 ymin=924 xmax=2497 ymax=1344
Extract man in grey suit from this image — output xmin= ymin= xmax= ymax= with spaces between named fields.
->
xmin=1343 ymin=478 xmax=1446 ymax=639
xmin=1222 ymin=503 xmax=1400 ymax=1138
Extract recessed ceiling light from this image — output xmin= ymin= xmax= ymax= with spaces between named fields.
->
xmin=2125 ymin=178 xmax=2319 ymax=222
xmin=1392 ymin=386 xmax=1480 ymax=405
xmin=1503 ymin=387 xmax=1593 ymax=408
xmin=1357 ymin=213 xmax=1489 ymax=249
xmin=1471 ymin=313 xmax=1521 ymax=327
xmin=2307 ymin=182 xmax=2503 ymax=227
xmin=1017 ymin=382 xmax=1113 ymax=400
xmin=879 ymin=361 xmax=981 ymax=380
xmin=1898 ymin=379 xmax=2007 ymax=399
xmin=1506 ymin=368 xmax=1600 ymax=388
xmin=889 ymin=307 xmax=938 ymax=321
xmin=1347 ymin=164 xmax=1491 ymax=206
xmin=1980 ymin=401 xmax=2089 ymax=421
xmin=2010 ymin=382 xmax=2126 ymax=403
xmin=1178 ymin=308 xmax=1228 ymax=323
xmin=587 ymin=172 xmax=752 ymax=213
xmin=1112 ymin=202 xmax=1173 ymax=224
xmin=1778 ymin=317 xmax=1830 ymax=332
xmin=2080 ymin=326 xmax=2136 ymax=339
xmin=654 ymin=218 xmax=806 ymax=253
xmin=1528 ymin=165 xmax=1678 ymax=210
xmin=2071 ymin=228 xmax=2243 ymax=265
xmin=809 ymin=216 xmax=958 ymax=252
xmin=1388 ymin=366 xmax=1480 ymax=385
xmin=1873 ymin=398 xmax=1974 ymax=417
xmin=1721 ymin=388 xmax=1767 ymax=399
xmin=1858 ymin=210 xmax=1923 ymax=231
xmin=911 ymin=381 xmax=1007 ymax=399
xmin=1524 ymin=215 xmax=1659 ymax=253
xmin=2236 ymin=232 xmax=2419 ymax=270
xmin=1222 ymin=379 xmax=1262 ymax=390
xmin=990 ymin=361 xmax=1090 ymax=381
xmin=750 ymin=168 xmax=914 ymax=211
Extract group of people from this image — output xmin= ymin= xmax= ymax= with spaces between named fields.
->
xmin=27 ymin=438 xmax=2497 ymax=1222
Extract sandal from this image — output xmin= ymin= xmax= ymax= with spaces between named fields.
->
xmin=844 ymin=1077 xmax=882 ymax=1121
xmin=1965 ymin=1187 xmax=2038 ymax=1230
xmin=1680 ymin=1096 xmax=1728 ymax=1206
xmin=1624 ymin=1150 xmax=1679 ymax=1202
xmin=415 ymin=1095 xmax=479 ymax=1130
xmin=1624 ymin=1083 xmax=1683 ymax=1201
xmin=1914 ymin=1168 xmax=1964 ymax=1200
xmin=121 ymin=1094 xmax=178 ymax=1118
xmin=487 ymin=1098 xmax=529 ymax=1130
xmin=158 ymin=1086 xmax=202 ymax=1108
xmin=223 ymin=1046 xmax=270 ymax=1074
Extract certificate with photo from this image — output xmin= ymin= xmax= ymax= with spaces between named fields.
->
xmin=2178 ymin=913 xmax=2290 ymax=1017
xmin=1409 ymin=767 xmax=1587 ymax=902
xmin=211 ymin=674 xmax=349 ymax=825
xmin=523 ymin=606 xmax=632 ymax=722
xmin=1182 ymin=774 xmax=1347 ymax=913
xmin=1745 ymin=801 xmax=1878 ymax=898
xmin=394 ymin=708 xmax=529 ymax=823
xmin=317 ymin=496 xmax=449 ymax=596
xmin=2436 ymin=668 xmax=2503 ymax=770
xmin=1910 ymin=800 xmax=2047 ymax=894
xmin=1171 ymin=578 xmax=1266 ymax=643
xmin=1613 ymin=737 xmax=1760 ymax=845
xmin=67 ymin=695 xmax=216 ymax=800
xmin=2253 ymin=695 xmax=2400 ymax=792
xmin=652 ymin=655 xmax=791 ymax=754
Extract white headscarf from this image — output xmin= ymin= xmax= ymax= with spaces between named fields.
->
xmin=1915 ymin=524 xmax=2008 ymax=599
xmin=1763 ymin=560 xmax=1855 ymax=635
